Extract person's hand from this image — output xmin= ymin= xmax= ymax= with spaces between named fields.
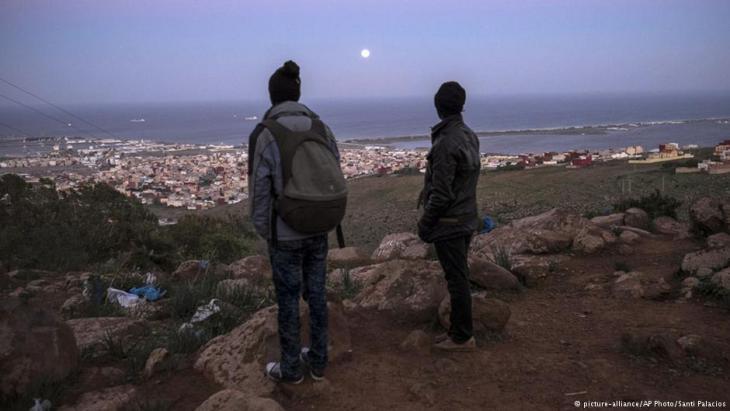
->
xmin=418 ymin=215 xmax=435 ymax=243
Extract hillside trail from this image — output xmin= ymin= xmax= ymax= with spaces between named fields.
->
xmin=275 ymin=237 xmax=730 ymax=410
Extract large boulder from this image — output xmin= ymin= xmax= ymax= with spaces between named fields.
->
xmin=66 ymin=317 xmax=148 ymax=356
xmin=624 ymin=208 xmax=650 ymax=230
xmin=328 ymin=263 xmax=384 ymax=291
xmin=612 ymin=271 xmax=672 ymax=300
xmin=195 ymin=389 xmax=285 ymax=411
xmin=195 ymin=301 xmax=350 ymax=397
xmin=471 ymin=209 xmax=615 ymax=257
xmin=0 ymin=297 xmax=79 ymax=398
xmin=327 ymin=247 xmax=370 ymax=267
xmin=350 ymin=259 xmax=447 ymax=323
xmin=226 ymin=255 xmax=271 ymax=282
xmin=590 ymin=213 xmax=625 ymax=228
xmin=681 ymin=247 xmax=730 ymax=275
xmin=509 ymin=255 xmax=565 ymax=287
xmin=58 ymin=385 xmax=137 ymax=411
xmin=652 ymin=216 xmax=691 ymax=238
xmin=690 ymin=197 xmax=725 ymax=235
xmin=573 ymin=225 xmax=616 ymax=254
xmin=707 ymin=232 xmax=730 ymax=249
xmin=438 ymin=293 xmax=510 ymax=333
xmin=711 ymin=268 xmax=730 ymax=291
xmin=468 ymin=258 xmax=520 ymax=291
xmin=371 ymin=233 xmax=429 ymax=262
xmin=471 ymin=209 xmax=587 ymax=256
xmin=619 ymin=230 xmax=641 ymax=245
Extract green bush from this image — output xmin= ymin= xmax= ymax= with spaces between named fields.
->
xmin=0 ymin=174 xmax=257 ymax=272
xmin=613 ymin=189 xmax=681 ymax=220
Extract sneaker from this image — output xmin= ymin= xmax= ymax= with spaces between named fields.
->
xmin=264 ymin=362 xmax=303 ymax=384
xmin=299 ymin=347 xmax=325 ymax=381
xmin=433 ymin=336 xmax=477 ymax=352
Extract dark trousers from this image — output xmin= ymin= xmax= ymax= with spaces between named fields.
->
xmin=268 ymin=235 xmax=329 ymax=378
xmin=434 ymin=235 xmax=473 ymax=343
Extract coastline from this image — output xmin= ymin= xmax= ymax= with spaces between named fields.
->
xmin=345 ymin=117 xmax=730 ymax=146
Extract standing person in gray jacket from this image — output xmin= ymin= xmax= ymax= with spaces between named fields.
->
xmin=248 ymin=60 xmax=347 ymax=384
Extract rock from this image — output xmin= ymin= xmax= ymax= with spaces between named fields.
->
xmin=399 ymin=330 xmax=432 ymax=353
xmin=590 ymin=213 xmax=625 ymax=228
xmin=371 ymin=233 xmax=429 ymax=261
xmin=66 ymin=317 xmax=147 ymax=356
xmin=351 ymin=259 xmax=447 ymax=323
xmin=58 ymin=385 xmax=137 ymax=411
xmin=510 ymin=255 xmax=563 ymax=287
xmin=616 ymin=226 xmax=655 ymax=238
xmin=195 ymin=389 xmax=285 ymax=411
xmin=612 ymin=272 xmax=671 ymax=300
xmin=143 ymin=347 xmax=169 ymax=379
xmin=216 ymin=278 xmax=251 ymax=296
xmin=711 ymin=268 xmax=730 ymax=291
xmin=171 ymin=260 xmax=206 ymax=282
xmin=619 ymin=230 xmax=641 ymax=245
xmin=468 ymin=257 xmax=520 ymax=291
xmin=471 ymin=209 xmax=587 ymax=256
xmin=681 ymin=276 xmax=700 ymax=289
xmin=621 ymin=331 xmax=684 ymax=362
xmin=438 ymin=293 xmax=510 ymax=333
xmin=676 ymin=334 xmax=703 ymax=354
xmin=129 ymin=300 xmax=170 ymax=321
xmin=328 ymin=263 xmax=383 ymax=291
xmin=195 ymin=301 xmax=350 ymax=396
xmin=573 ymin=226 xmax=615 ymax=254
xmin=409 ymin=382 xmax=436 ymax=406
xmin=681 ymin=247 xmax=730 ymax=275
xmin=327 ymin=247 xmax=370 ymax=267
xmin=0 ymin=297 xmax=79 ymax=398
xmin=227 ymin=255 xmax=271 ymax=282
xmin=618 ymin=244 xmax=635 ymax=256
xmin=690 ymin=197 xmax=725 ymax=234
xmin=624 ymin=208 xmax=650 ymax=230
xmin=652 ymin=216 xmax=691 ymax=238
xmin=696 ymin=268 xmax=713 ymax=279
xmin=60 ymin=294 xmax=90 ymax=319
xmin=707 ymin=232 xmax=730 ymax=249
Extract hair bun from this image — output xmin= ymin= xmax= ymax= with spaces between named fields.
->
xmin=281 ymin=60 xmax=300 ymax=78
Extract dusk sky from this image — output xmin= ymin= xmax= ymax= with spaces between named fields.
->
xmin=1 ymin=0 xmax=729 ymax=104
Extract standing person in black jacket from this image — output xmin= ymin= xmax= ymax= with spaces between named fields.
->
xmin=418 ymin=81 xmax=481 ymax=351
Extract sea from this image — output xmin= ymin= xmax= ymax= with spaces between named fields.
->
xmin=1 ymin=93 xmax=730 ymax=156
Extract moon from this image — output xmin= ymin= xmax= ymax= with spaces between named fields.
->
xmin=360 ymin=48 xmax=370 ymax=59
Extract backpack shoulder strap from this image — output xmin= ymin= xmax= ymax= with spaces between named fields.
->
xmin=247 ymin=123 xmax=266 ymax=176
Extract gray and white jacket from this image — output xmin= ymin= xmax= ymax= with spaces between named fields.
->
xmin=247 ymin=101 xmax=340 ymax=241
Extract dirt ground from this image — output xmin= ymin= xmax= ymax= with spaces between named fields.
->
xmin=274 ymin=237 xmax=730 ymax=410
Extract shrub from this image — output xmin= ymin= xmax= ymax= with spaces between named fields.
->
xmin=489 ymin=246 xmax=513 ymax=272
xmin=613 ymin=189 xmax=681 ymax=220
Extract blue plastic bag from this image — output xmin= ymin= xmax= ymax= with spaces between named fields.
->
xmin=479 ymin=216 xmax=496 ymax=234
xmin=129 ymin=285 xmax=166 ymax=302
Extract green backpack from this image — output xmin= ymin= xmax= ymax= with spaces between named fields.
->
xmin=260 ymin=118 xmax=348 ymax=238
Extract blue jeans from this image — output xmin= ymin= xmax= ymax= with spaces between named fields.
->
xmin=268 ymin=235 xmax=328 ymax=378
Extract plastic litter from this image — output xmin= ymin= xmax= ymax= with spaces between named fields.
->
xmin=145 ymin=272 xmax=157 ymax=285
xmin=479 ymin=216 xmax=497 ymax=234
xmin=129 ymin=285 xmax=166 ymax=302
xmin=107 ymin=287 xmax=141 ymax=308
xmin=29 ymin=399 xmax=52 ymax=411
xmin=178 ymin=299 xmax=222 ymax=333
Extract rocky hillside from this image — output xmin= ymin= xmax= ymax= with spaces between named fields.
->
xmin=2 ymin=196 xmax=730 ymax=410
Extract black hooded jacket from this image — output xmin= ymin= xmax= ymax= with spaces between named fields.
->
xmin=418 ymin=114 xmax=481 ymax=243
